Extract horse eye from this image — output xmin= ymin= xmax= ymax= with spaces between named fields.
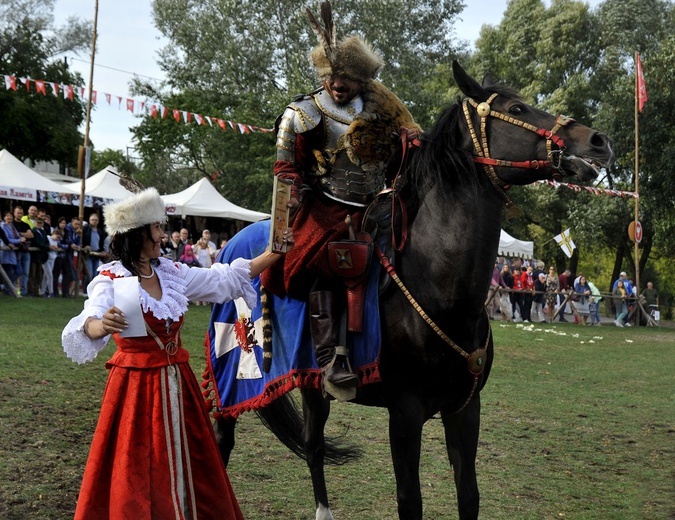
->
xmin=509 ymin=105 xmax=524 ymax=115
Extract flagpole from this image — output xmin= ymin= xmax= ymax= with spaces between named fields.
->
xmin=78 ymin=0 xmax=99 ymax=224
xmin=634 ymin=52 xmax=640 ymax=298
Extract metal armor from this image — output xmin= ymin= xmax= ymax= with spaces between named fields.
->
xmin=275 ymin=89 xmax=386 ymax=207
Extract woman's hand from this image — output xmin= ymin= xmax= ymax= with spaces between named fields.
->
xmin=84 ymin=306 xmax=128 ymax=339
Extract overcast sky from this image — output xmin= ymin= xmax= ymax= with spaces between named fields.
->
xmin=51 ymin=0 xmax=597 ymax=153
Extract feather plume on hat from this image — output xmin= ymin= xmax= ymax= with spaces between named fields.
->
xmin=103 ymin=187 xmax=167 ymax=236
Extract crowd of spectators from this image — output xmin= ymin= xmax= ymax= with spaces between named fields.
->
xmin=1 ymin=204 xmax=229 ymax=299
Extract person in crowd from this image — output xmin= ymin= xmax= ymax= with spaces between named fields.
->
xmin=41 ymin=227 xmax=62 ymax=297
xmin=612 ymin=279 xmax=630 ymax=327
xmin=500 ymin=263 xmax=514 ymax=321
xmin=29 ymin=216 xmax=50 ymax=295
xmin=61 ymin=187 xmax=292 ymax=519
xmin=532 ymin=272 xmax=547 ymax=323
xmin=545 ymin=266 xmax=560 ymax=323
xmin=179 ymin=227 xmax=190 ymax=246
xmin=511 ymin=266 xmax=524 ymax=321
xmin=486 ymin=260 xmax=509 ymax=320
xmin=1 ymin=210 xmax=23 ymax=295
xmin=520 ymin=264 xmax=535 ymax=323
xmin=178 ymin=243 xmax=201 ymax=267
xmin=201 ymin=229 xmax=217 ymax=254
xmin=260 ymin=1 xmax=421 ymax=390
xmin=587 ymin=277 xmax=603 ymax=326
xmin=64 ymin=217 xmax=82 ymax=297
xmin=166 ymin=230 xmax=183 ymax=260
xmin=193 ymin=235 xmax=216 ymax=268
xmin=81 ymin=213 xmax=108 ymax=295
xmin=557 ymin=268 xmax=571 ymax=322
xmin=37 ymin=208 xmax=52 ymax=233
xmin=21 ymin=204 xmax=38 ymax=228
xmin=612 ymin=271 xmax=633 ymax=294
xmin=159 ymin=233 xmax=172 ymax=257
xmin=52 ymin=217 xmax=72 ymax=298
xmin=574 ymin=274 xmax=591 ymax=325
xmin=641 ymin=281 xmax=659 ymax=314
xmin=217 ymin=238 xmax=229 ymax=259
xmin=13 ymin=206 xmax=33 ymax=296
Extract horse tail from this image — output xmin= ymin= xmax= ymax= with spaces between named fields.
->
xmin=256 ymin=392 xmax=362 ymax=465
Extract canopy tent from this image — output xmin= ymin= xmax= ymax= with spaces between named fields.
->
xmin=499 ymin=229 xmax=534 ymax=259
xmin=0 ymin=149 xmax=76 ymax=202
xmin=61 ymin=166 xmax=136 ymax=202
xmin=161 ymin=177 xmax=269 ymax=222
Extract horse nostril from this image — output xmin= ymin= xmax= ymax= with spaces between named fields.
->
xmin=590 ymin=131 xmax=608 ymax=148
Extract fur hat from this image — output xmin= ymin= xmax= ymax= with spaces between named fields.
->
xmin=307 ymin=2 xmax=384 ymax=82
xmin=103 ymin=187 xmax=167 ymax=236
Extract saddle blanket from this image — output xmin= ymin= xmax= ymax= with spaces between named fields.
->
xmin=203 ymin=220 xmax=382 ymax=420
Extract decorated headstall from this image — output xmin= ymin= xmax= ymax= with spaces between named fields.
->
xmin=462 ymin=92 xmax=574 ymax=210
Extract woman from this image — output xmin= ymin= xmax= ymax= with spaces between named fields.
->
xmin=613 ymin=279 xmax=629 ymax=327
xmin=544 ymin=266 xmax=560 ymax=323
xmin=193 ymin=236 xmax=216 ymax=268
xmin=574 ymin=275 xmax=591 ymax=325
xmin=62 ymin=188 xmax=292 ymax=519
xmin=51 ymin=217 xmax=72 ymax=297
xmin=1 ymin=210 xmax=24 ymax=295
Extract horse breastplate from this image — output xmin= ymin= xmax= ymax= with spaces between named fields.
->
xmin=314 ymin=90 xmax=386 ymax=207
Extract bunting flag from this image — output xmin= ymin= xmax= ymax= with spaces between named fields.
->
xmin=636 ymin=53 xmax=647 ymax=113
xmin=1 ymin=71 xmax=274 ymax=135
xmin=554 ymin=228 xmax=576 ymax=258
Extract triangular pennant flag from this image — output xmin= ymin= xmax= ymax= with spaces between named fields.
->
xmin=91 ymin=90 xmax=97 ymax=104
xmin=35 ymin=80 xmax=46 ymax=95
xmin=4 ymin=75 xmax=17 ymax=90
xmin=173 ymin=109 xmax=180 ymax=122
xmin=105 ymin=92 xmax=111 ymax=105
xmin=79 ymin=87 xmax=85 ymax=99
xmin=217 ymin=119 xmax=226 ymax=130
xmin=116 ymin=96 xmax=123 ymax=108
xmin=150 ymin=104 xmax=158 ymax=118
xmin=237 ymin=123 xmax=246 ymax=134
xmin=21 ymin=78 xmax=31 ymax=91
xmin=636 ymin=53 xmax=648 ymax=113
xmin=205 ymin=116 xmax=214 ymax=127
xmin=126 ymin=98 xmax=134 ymax=112
xmin=183 ymin=111 xmax=191 ymax=124
xmin=139 ymin=101 xmax=145 ymax=113
xmin=161 ymin=106 xmax=168 ymax=119
xmin=194 ymin=113 xmax=203 ymax=125
xmin=554 ymin=228 xmax=576 ymax=258
xmin=64 ymin=85 xmax=74 ymax=100
xmin=50 ymin=82 xmax=59 ymax=96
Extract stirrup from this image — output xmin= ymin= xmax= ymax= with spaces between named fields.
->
xmin=322 ymin=346 xmax=358 ymax=402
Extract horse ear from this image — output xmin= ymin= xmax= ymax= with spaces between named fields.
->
xmin=481 ymin=73 xmax=494 ymax=88
xmin=452 ymin=60 xmax=489 ymax=102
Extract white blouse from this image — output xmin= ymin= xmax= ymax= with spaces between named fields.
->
xmin=62 ymin=256 xmax=255 ymax=364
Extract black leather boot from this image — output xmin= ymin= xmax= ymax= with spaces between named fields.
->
xmin=309 ymin=290 xmax=359 ymax=388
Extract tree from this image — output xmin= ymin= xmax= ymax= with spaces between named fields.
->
xmin=131 ymin=0 xmax=465 ymax=211
xmin=0 ymin=0 xmax=92 ymax=168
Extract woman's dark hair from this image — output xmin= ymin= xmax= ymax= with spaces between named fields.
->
xmin=109 ymin=224 xmax=157 ymax=276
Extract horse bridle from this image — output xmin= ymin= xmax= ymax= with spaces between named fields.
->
xmin=462 ymin=93 xmax=575 ymax=208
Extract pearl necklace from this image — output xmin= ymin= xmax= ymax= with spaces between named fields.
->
xmin=138 ymin=265 xmax=155 ymax=279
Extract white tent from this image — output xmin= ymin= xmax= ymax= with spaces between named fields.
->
xmin=499 ymin=229 xmax=533 ymax=259
xmin=62 ymin=166 xmax=137 ymax=201
xmin=161 ymin=177 xmax=269 ymax=222
xmin=0 ymin=149 xmax=75 ymax=202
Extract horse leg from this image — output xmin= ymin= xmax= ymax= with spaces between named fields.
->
xmin=213 ymin=416 xmax=237 ymax=468
xmin=441 ymin=394 xmax=481 ymax=520
xmin=301 ymin=387 xmax=334 ymax=520
xmin=388 ymin=396 xmax=425 ymax=520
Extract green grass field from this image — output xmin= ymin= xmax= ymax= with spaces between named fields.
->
xmin=0 ymin=297 xmax=673 ymax=519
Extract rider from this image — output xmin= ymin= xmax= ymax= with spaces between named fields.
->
xmin=261 ymin=1 xmax=421 ymax=391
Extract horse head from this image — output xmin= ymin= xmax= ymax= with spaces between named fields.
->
xmin=452 ymin=60 xmax=614 ymax=189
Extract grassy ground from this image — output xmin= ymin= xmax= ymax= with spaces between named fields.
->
xmin=0 ymin=297 xmax=673 ymax=519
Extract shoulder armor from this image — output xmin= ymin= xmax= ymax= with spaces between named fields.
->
xmin=285 ymin=97 xmax=322 ymax=134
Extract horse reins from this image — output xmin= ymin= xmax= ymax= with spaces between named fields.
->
xmin=462 ymin=93 xmax=575 ymax=208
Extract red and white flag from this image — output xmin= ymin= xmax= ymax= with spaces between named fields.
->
xmin=636 ymin=53 xmax=647 ymax=113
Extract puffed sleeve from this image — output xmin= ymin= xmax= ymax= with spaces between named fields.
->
xmin=180 ymin=258 xmax=257 ymax=309
xmin=61 ymin=275 xmax=114 ymax=364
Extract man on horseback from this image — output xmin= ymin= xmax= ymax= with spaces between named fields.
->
xmin=261 ymin=1 xmax=420 ymax=393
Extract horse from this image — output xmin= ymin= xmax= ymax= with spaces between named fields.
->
xmin=211 ymin=61 xmax=614 ymax=519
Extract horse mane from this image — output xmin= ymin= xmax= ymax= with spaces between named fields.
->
xmin=406 ymin=84 xmax=523 ymax=198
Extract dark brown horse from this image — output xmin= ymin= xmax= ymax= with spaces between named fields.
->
xmin=214 ymin=61 xmax=614 ymax=519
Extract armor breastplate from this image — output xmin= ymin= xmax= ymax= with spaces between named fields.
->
xmin=313 ymin=90 xmax=385 ymax=207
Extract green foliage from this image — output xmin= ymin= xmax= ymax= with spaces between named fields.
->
xmin=0 ymin=0 xmax=92 ymax=166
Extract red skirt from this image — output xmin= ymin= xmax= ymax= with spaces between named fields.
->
xmin=74 ymin=357 xmax=243 ymax=519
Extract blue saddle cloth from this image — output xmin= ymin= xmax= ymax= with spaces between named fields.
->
xmin=204 ymin=220 xmax=382 ymax=420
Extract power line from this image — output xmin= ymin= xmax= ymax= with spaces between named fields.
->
xmin=66 ymin=56 xmax=164 ymax=83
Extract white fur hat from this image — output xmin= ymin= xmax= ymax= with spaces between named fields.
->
xmin=103 ymin=187 xmax=167 ymax=235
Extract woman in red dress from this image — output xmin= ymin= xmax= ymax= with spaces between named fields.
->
xmin=62 ymin=188 xmax=291 ymax=519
